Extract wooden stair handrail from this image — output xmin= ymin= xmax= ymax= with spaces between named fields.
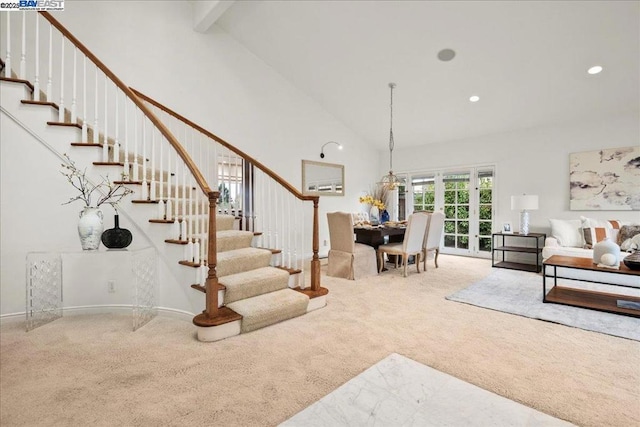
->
xmin=131 ymin=89 xmax=322 ymax=292
xmin=129 ymin=87 xmax=319 ymax=204
xmin=39 ymin=12 xmax=212 ymax=197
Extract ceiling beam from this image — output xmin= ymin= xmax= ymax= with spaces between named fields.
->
xmin=191 ymin=0 xmax=235 ymax=33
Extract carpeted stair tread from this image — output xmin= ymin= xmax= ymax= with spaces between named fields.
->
xmin=217 ymin=214 xmax=236 ymax=231
xmin=216 ymin=247 xmax=273 ymax=277
xmin=217 ymin=230 xmax=254 ymax=253
xmin=220 ymin=266 xmax=290 ymax=304
xmin=226 ymin=289 xmax=309 ymax=333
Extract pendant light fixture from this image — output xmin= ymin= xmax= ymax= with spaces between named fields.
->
xmin=379 ymin=82 xmax=403 ymax=190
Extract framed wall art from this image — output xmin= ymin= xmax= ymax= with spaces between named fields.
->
xmin=569 ymin=146 xmax=640 ymax=211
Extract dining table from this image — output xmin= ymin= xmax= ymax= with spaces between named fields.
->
xmin=353 ymin=224 xmax=407 ymax=271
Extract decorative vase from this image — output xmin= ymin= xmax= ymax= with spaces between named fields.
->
xmin=381 ymin=209 xmax=390 ymax=224
xmin=623 ymin=250 xmax=640 ymax=270
xmin=101 ymin=214 xmax=133 ymax=249
xmin=78 ymin=207 xmax=104 ymax=250
xmin=592 ymin=237 xmax=620 ymax=266
xmin=369 ymin=205 xmax=380 ymax=225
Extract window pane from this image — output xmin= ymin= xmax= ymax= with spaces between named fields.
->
xmin=479 ymin=205 xmax=492 ymax=220
xmin=479 ymin=237 xmax=492 ymax=252
xmin=444 ymin=190 xmax=456 ymax=203
xmin=457 ymin=190 xmax=469 ymax=203
xmin=444 ymin=206 xmax=455 ymax=218
xmin=457 ymin=206 xmax=469 ymax=219
xmin=479 ymin=221 xmax=492 ymax=235
xmin=424 ymin=192 xmax=435 ymax=204
xmin=480 ymin=189 xmax=492 ymax=203
xmin=457 ymin=236 xmax=469 ymax=249
xmin=444 ymin=221 xmax=456 ymax=233
xmin=424 ymin=205 xmax=434 ymax=212
xmin=444 ymin=235 xmax=456 ymax=248
xmin=458 ymin=221 xmax=469 ymax=234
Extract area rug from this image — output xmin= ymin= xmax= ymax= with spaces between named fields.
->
xmin=446 ymin=268 xmax=640 ymax=341
xmin=280 ymin=353 xmax=573 ymax=426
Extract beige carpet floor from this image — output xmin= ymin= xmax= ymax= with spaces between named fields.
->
xmin=1 ymin=255 xmax=639 ymax=426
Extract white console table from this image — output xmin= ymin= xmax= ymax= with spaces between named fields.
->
xmin=26 ymin=247 xmax=158 ymax=332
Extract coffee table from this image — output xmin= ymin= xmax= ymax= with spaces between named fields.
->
xmin=543 ymin=255 xmax=640 ymax=317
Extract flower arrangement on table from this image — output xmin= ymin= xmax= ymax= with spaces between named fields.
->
xmin=358 ymin=194 xmax=385 ymax=210
xmin=359 ymin=185 xmax=389 ymax=224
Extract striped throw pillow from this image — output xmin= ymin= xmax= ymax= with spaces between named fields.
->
xmin=583 ymin=227 xmax=611 ymax=249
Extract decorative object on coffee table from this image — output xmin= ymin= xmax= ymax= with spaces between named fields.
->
xmin=593 ymin=237 xmax=620 ymax=267
xmin=101 ymin=213 xmax=133 ymax=249
xmin=623 ymin=250 xmax=640 ymax=271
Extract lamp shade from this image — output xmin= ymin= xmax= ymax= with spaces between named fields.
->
xmin=511 ymin=195 xmax=539 ymax=211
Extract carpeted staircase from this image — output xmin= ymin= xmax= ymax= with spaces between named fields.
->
xmin=214 ymin=214 xmax=310 ymax=333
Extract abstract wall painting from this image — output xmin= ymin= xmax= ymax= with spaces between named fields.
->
xmin=569 ymin=146 xmax=640 ymax=211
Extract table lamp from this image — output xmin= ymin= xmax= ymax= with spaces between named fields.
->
xmin=511 ymin=194 xmax=538 ymax=235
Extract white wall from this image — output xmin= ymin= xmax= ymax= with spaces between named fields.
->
xmin=389 ymin=112 xmax=640 ymax=233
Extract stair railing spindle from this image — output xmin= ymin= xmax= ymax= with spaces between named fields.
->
xmin=33 ymin=14 xmax=40 ymax=100
xmin=141 ymin=119 xmax=148 ymax=200
xmin=123 ymin=99 xmax=129 ymax=177
xmin=70 ymin=46 xmax=77 ymax=123
xmin=92 ymin=64 xmax=98 ymax=144
xmin=57 ymin=35 xmax=64 ymax=122
xmin=46 ymin=23 xmax=52 ymax=101
xmin=102 ymin=74 xmax=108 ymax=161
xmin=157 ymin=129 xmax=164 ymax=219
xmin=112 ymin=89 xmax=119 ymax=163
xmin=149 ymin=126 xmax=156 ymax=201
xmin=4 ymin=13 xmax=10 ymax=78
xmin=81 ymin=55 xmax=87 ymax=141
xmin=132 ymin=105 xmax=139 ymax=181
xmin=19 ymin=11 xmax=25 ymax=79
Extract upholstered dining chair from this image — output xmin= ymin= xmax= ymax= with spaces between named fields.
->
xmin=327 ymin=212 xmax=378 ymax=280
xmin=421 ymin=211 xmax=445 ymax=271
xmin=377 ymin=213 xmax=430 ymax=277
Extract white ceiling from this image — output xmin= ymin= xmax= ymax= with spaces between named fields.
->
xmin=204 ymin=1 xmax=638 ymax=150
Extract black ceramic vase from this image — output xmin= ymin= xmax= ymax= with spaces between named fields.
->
xmin=101 ymin=214 xmax=132 ymax=249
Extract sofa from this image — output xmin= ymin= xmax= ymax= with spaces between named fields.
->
xmin=542 ymin=216 xmax=640 ymax=287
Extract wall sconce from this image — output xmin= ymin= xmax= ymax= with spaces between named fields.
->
xmin=320 ymin=141 xmax=342 ymax=158
xmin=511 ymin=194 xmax=539 ymax=235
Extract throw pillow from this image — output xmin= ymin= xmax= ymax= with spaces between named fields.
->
xmin=549 ymin=219 xmax=584 ymax=248
xmin=619 ymin=225 xmax=640 ymax=246
xmin=582 ymin=227 xmax=612 ymax=249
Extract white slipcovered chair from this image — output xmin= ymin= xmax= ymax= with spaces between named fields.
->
xmin=421 ymin=211 xmax=445 ymax=271
xmin=377 ymin=213 xmax=430 ymax=277
xmin=327 ymin=212 xmax=378 ymax=280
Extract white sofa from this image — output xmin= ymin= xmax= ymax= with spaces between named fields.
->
xmin=542 ymin=217 xmax=640 ymax=288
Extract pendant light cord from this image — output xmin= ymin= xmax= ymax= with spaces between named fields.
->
xmin=389 ymin=82 xmax=396 ymax=172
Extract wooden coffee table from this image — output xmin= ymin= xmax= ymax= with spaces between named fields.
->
xmin=543 ymin=255 xmax=640 ymax=317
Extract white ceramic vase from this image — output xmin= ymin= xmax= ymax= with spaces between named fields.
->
xmin=78 ymin=207 xmax=104 ymax=250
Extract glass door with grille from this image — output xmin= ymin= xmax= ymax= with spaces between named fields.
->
xmin=408 ymin=167 xmax=494 ymax=258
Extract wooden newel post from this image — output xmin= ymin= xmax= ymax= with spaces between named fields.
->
xmin=204 ymin=190 xmax=220 ymax=319
xmin=310 ymin=197 xmax=321 ymax=291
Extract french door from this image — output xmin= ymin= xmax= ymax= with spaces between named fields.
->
xmin=408 ymin=166 xmax=495 ymax=258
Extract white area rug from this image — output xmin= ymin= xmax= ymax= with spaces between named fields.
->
xmin=280 ymin=353 xmax=573 ymax=426
xmin=446 ymin=268 xmax=640 ymax=341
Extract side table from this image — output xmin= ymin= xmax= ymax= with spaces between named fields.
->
xmin=492 ymin=232 xmax=546 ymax=273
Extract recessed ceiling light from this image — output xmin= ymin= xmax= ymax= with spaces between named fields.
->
xmin=437 ymin=49 xmax=456 ymax=62
xmin=587 ymin=65 xmax=603 ymax=75
xmin=469 ymin=95 xmax=480 ymax=102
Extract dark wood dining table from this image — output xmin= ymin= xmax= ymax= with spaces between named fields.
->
xmin=354 ymin=226 xmax=407 ymax=271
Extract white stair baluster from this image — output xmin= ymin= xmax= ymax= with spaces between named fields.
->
xmin=46 ymin=24 xmax=52 ymax=101
xmin=149 ymin=127 xmax=156 ymax=200
xmin=193 ymin=190 xmax=200 ymax=265
xmin=123 ymin=100 xmax=129 ymax=177
xmin=81 ymin=55 xmax=87 ymax=142
xmin=102 ymin=75 xmax=108 ymax=161
xmin=33 ymin=14 xmax=40 ymax=101
xmin=92 ymin=64 xmax=99 ymax=144
xmin=4 ymin=13 xmax=10 ymax=78
xmin=132 ymin=106 xmax=139 ymax=181
xmin=112 ymin=90 xmax=119 ymax=163
xmin=70 ymin=47 xmax=77 ymax=124
xmin=19 ymin=11 xmax=25 ymax=79
xmin=140 ymin=120 xmax=148 ymax=200
xmin=57 ymin=36 xmax=64 ymax=122
xmin=187 ymin=185 xmax=194 ymax=262
xmin=166 ymin=149 xmax=173 ymax=221
xmin=157 ymin=134 xmax=164 ymax=219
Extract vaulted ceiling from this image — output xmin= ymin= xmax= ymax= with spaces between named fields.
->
xmin=193 ymin=1 xmax=639 ymax=150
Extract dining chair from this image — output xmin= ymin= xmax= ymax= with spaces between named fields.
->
xmin=377 ymin=213 xmax=430 ymax=277
xmin=327 ymin=212 xmax=378 ymax=280
xmin=421 ymin=211 xmax=445 ymax=271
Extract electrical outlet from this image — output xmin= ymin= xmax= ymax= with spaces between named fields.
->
xmin=323 ymin=239 xmax=328 ymax=247
xmin=107 ymin=280 xmax=116 ymax=293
